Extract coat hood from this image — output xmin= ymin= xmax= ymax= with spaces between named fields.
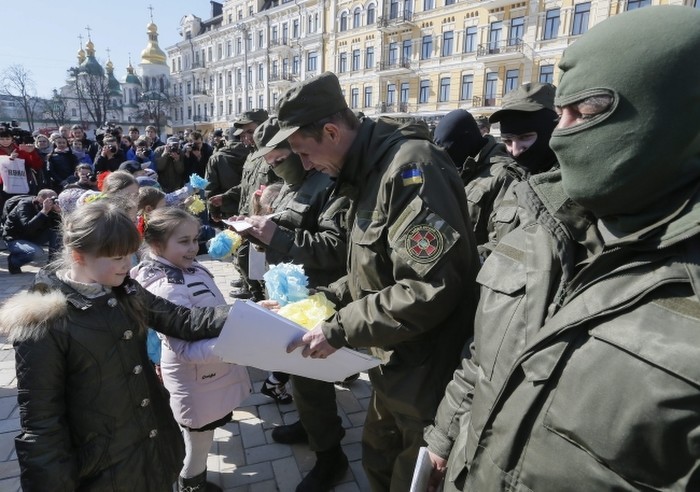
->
xmin=0 ymin=289 xmax=68 ymax=343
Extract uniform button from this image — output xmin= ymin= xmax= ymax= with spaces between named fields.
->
xmin=141 ymin=398 xmax=150 ymax=407
xmin=149 ymin=429 xmax=158 ymax=438
xmin=122 ymin=330 xmax=133 ymax=340
xmin=133 ymin=365 xmax=143 ymax=375
xmin=107 ymin=298 xmax=118 ymax=308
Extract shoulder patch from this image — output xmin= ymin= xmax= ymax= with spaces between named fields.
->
xmin=405 ymin=224 xmax=443 ymax=263
xmin=400 ymin=166 xmax=424 ymax=186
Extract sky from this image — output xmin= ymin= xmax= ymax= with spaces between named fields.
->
xmin=0 ymin=1 xmax=213 ymax=99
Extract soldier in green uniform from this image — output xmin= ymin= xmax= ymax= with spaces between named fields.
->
xmin=271 ymin=72 xmax=480 ymax=492
xmin=424 ymin=6 xmax=700 ymax=491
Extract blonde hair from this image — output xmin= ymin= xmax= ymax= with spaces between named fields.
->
xmin=103 ymin=171 xmax=137 ymax=196
xmin=143 ymin=207 xmax=200 ymax=251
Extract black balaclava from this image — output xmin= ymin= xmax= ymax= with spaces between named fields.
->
xmin=550 ymin=6 xmax=700 ymax=233
xmin=272 ymin=152 xmax=305 ymax=186
xmin=499 ymin=108 xmax=558 ymax=173
xmin=433 ymin=109 xmax=486 ymax=168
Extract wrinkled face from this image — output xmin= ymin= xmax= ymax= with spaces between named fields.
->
xmin=264 ymin=147 xmax=292 ymax=167
xmin=154 ymin=221 xmax=200 ymax=271
xmin=501 ymin=132 xmax=538 ymax=158
xmin=287 ymin=131 xmax=342 ymax=177
xmin=75 ymin=253 xmax=133 ymax=287
xmin=555 ymin=96 xmax=614 ymax=130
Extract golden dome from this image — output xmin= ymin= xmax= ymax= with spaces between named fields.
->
xmin=77 ymin=48 xmax=86 ymax=64
xmin=106 ymin=60 xmax=114 ymax=71
xmin=140 ymin=22 xmax=167 ymax=65
xmin=85 ymin=40 xmax=95 ymax=56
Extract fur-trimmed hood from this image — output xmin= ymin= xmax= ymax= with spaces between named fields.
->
xmin=0 ymin=289 xmax=68 ymax=343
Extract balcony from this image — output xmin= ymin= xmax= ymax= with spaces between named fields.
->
xmin=192 ymin=115 xmax=210 ymax=122
xmin=269 ymin=73 xmax=296 ymax=83
xmin=476 ymin=39 xmax=525 ymax=58
xmin=375 ymin=102 xmax=410 ymax=113
xmin=377 ymin=57 xmax=412 ymax=72
xmin=193 ymin=89 xmax=208 ymax=96
xmin=378 ymin=11 xmax=414 ymax=32
xmin=472 ymin=96 xmax=502 ymax=108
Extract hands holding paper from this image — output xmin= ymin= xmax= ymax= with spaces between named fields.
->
xmin=426 ymin=450 xmax=447 ymax=492
xmin=287 ymin=323 xmax=338 ymax=359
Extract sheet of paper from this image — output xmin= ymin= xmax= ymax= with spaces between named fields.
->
xmin=248 ymin=245 xmax=267 ymax=280
xmin=410 ymin=446 xmax=443 ymax=492
xmin=213 ymin=300 xmax=381 ymax=382
xmin=222 ymin=218 xmax=253 ymax=233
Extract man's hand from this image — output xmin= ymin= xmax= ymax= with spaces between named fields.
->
xmin=256 ymin=299 xmax=280 ymax=312
xmin=427 ymin=450 xmax=448 ymax=492
xmin=41 ymin=197 xmax=56 ymax=214
xmin=208 ymin=194 xmax=223 ymax=207
xmin=287 ymin=324 xmax=337 ymax=359
xmin=245 ymin=215 xmax=277 ymax=245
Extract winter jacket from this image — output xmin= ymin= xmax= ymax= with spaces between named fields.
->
xmin=155 ymin=152 xmax=185 ymax=193
xmin=47 ymin=150 xmax=79 ymax=190
xmin=319 ymin=117 xmax=479 ymax=420
xmin=204 ymin=142 xmax=251 ymax=217
xmin=0 ymin=270 xmax=230 ymax=491
xmin=131 ymin=255 xmax=251 ymax=429
xmin=425 ymin=170 xmax=700 ymax=491
xmin=2 ymin=196 xmax=60 ymax=243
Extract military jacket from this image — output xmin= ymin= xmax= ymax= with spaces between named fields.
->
xmin=204 ymin=142 xmax=251 ymax=217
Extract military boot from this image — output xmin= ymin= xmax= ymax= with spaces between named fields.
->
xmin=296 ymin=445 xmax=348 ymax=492
xmin=177 ymin=469 xmax=223 ymax=492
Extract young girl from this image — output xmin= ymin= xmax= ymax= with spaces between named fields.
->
xmin=131 ymin=207 xmax=252 ymax=492
xmin=0 ymin=201 xmax=231 ymax=491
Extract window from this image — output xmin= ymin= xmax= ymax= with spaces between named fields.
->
xmin=446 ymin=0 xmax=455 ymax=4
xmin=258 ymin=95 xmax=264 ymax=108
xmin=352 ymin=49 xmax=361 ymax=71
xmin=539 ymin=64 xmax=554 ymax=84
xmin=543 ymin=9 xmax=560 ymax=40
xmin=509 ymin=17 xmax=524 ymax=45
xmin=340 ymin=12 xmax=348 ymax=31
xmin=424 ymin=0 xmax=434 ymax=11
xmin=307 ymin=51 xmax=318 ymax=71
xmin=258 ymin=30 xmax=264 ymax=49
xmin=218 ymin=101 xmax=223 ymax=116
xmin=293 ymin=19 xmax=299 ymax=38
xmin=282 ymin=59 xmax=289 ymax=75
xmin=218 ymin=73 xmax=223 ymax=89
xmin=389 ymin=0 xmax=399 ymax=19
xmin=227 ymin=40 xmax=232 ymax=57
xmin=258 ymin=64 xmax=263 ymax=82
xmin=227 ymin=71 xmax=232 ymax=87
xmin=460 ymin=74 xmax=473 ymax=100
xmin=572 ymin=3 xmax=590 ymax=35
xmin=293 ymin=55 xmax=300 ymax=74
xmin=402 ymin=39 xmax=412 ymax=62
xmin=389 ymin=42 xmax=398 ymax=65
xmin=236 ymin=69 xmax=242 ymax=86
xmin=489 ymin=21 xmax=502 ymax=52
xmin=272 ymin=60 xmax=278 ymax=76
xmin=351 ymin=88 xmax=359 ymax=109
xmin=207 ymin=47 xmax=212 ymax=61
xmin=387 ymin=83 xmax=396 ymax=104
xmin=464 ymin=26 xmax=477 ymax=53
xmin=366 ymin=47 xmax=375 ymax=69
xmin=626 ymin=0 xmax=650 ymax=9
xmin=485 ymin=72 xmax=498 ymax=105
xmin=419 ymin=79 xmax=430 ymax=103
xmin=364 ymin=86 xmax=373 ymax=107
xmin=439 ymin=77 xmax=450 ymax=102
xmin=353 ymin=8 xmax=361 ymax=28
xmin=236 ymin=37 xmax=242 ymax=55
xmin=217 ymin=44 xmax=223 ymax=59
xmin=367 ymin=4 xmax=376 ymax=24
xmin=442 ymin=30 xmax=453 ymax=57
xmin=228 ymin=99 xmax=233 ymax=115
xmin=271 ymin=26 xmax=278 ymax=42
xmin=339 ymin=52 xmax=348 ymax=73
xmin=504 ymin=69 xmax=519 ymax=93
xmin=400 ymin=82 xmax=409 ymax=103
xmin=282 ymin=23 xmax=288 ymax=42
xmin=421 ymin=35 xmax=433 ymax=60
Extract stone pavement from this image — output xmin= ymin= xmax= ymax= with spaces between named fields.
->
xmin=0 ymin=245 xmax=372 ymax=491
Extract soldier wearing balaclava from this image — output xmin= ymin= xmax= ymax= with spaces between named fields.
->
xmin=424 ymin=6 xmax=700 ymax=491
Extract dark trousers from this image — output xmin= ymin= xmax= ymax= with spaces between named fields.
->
xmin=291 ymin=375 xmax=344 ymax=452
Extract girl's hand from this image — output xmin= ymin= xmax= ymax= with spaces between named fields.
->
xmin=9 ymin=150 xmax=18 ymax=160
xmin=256 ymin=299 xmax=280 ymax=312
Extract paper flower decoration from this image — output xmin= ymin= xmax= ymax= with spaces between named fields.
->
xmin=187 ymin=195 xmax=206 ymax=215
xmin=277 ymin=293 xmax=336 ymax=330
xmin=189 ymin=174 xmax=209 ymax=191
xmin=263 ymin=263 xmax=309 ymax=306
xmin=208 ymin=229 xmax=243 ymax=259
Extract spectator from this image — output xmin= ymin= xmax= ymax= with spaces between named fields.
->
xmin=47 ymin=136 xmax=79 ymax=191
xmin=94 ymin=136 xmax=126 ymax=173
xmin=156 ymin=137 xmax=185 ymax=193
xmin=64 ymin=163 xmax=98 ymax=192
xmin=0 ymin=130 xmax=45 ymax=207
xmin=126 ymin=137 xmax=156 ymax=171
xmin=70 ymin=125 xmax=99 ymax=161
xmin=70 ymin=139 xmax=94 ymax=167
xmin=146 ymin=125 xmax=165 ymax=151
xmin=183 ymin=131 xmax=213 ymax=178
xmin=128 ymin=125 xmax=140 ymax=143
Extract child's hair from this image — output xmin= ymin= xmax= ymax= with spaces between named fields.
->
xmin=103 ymin=170 xmax=137 ymax=195
xmin=137 ymin=186 xmax=166 ymax=213
xmin=75 ymin=163 xmax=92 ymax=175
xmin=143 ymin=207 xmax=200 ymax=250
xmin=258 ymin=182 xmax=283 ymax=215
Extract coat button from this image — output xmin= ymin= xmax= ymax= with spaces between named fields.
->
xmin=133 ymin=365 xmax=143 ymax=375
xmin=122 ymin=330 xmax=133 ymax=340
xmin=107 ymin=298 xmax=118 ymax=307
xmin=149 ymin=429 xmax=158 ymax=438
xmin=141 ymin=398 xmax=150 ymax=407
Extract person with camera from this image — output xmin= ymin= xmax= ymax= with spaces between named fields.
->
xmin=63 ymin=164 xmax=98 ymax=192
xmin=183 ymin=130 xmax=213 ymax=178
xmin=94 ymin=136 xmax=126 ymax=173
xmin=127 ymin=137 xmax=156 ymax=171
xmin=156 ymin=137 xmax=186 ymax=193
xmin=2 ymin=188 xmax=61 ymax=274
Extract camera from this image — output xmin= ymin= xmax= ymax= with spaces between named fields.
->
xmin=88 ymin=173 xmax=97 ymax=183
xmin=168 ymin=143 xmax=180 ymax=152
xmin=192 ymin=143 xmax=200 ymax=151
xmin=108 ymin=144 xmax=118 ymax=153
xmin=0 ymin=121 xmax=33 ymax=145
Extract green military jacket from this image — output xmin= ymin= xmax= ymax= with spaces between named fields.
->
xmin=234 ymin=153 xmax=281 ymax=216
xmin=425 ymin=170 xmax=700 ymax=491
xmin=204 ymin=142 xmax=251 ymax=217
xmin=319 ymin=117 xmax=480 ymax=419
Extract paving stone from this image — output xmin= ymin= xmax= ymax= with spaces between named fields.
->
xmin=245 ymin=442 xmax=293 ymax=465
xmin=240 ymin=418 xmax=267 ymax=449
xmin=271 ymin=456 xmax=302 ymax=492
xmin=221 ymin=461 xmax=274 ymax=488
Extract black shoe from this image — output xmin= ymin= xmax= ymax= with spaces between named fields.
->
xmin=296 ymin=446 xmax=349 ymax=492
xmin=230 ymin=278 xmax=244 ymax=288
xmin=178 ymin=469 xmax=222 ymax=492
xmin=260 ymin=377 xmax=293 ymax=404
xmin=272 ymin=420 xmax=309 ymax=444
xmin=335 ymin=373 xmax=360 ymax=387
xmin=8 ymin=263 xmax=22 ymax=275
xmin=229 ymin=287 xmax=253 ymax=299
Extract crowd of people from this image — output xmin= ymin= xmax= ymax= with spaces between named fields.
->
xmin=0 ymin=6 xmax=699 ymax=492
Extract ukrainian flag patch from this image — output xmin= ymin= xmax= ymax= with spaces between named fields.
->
xmin=401 ymin=167 xmax=423 ymax=186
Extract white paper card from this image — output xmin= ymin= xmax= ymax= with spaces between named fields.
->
xmin=410 ymin=447 xmax=443 ymax=492
xmin=213 ymin=300 xmax=381 ymax=382
xmin=248 ymin=245 xmax=267 ymax=280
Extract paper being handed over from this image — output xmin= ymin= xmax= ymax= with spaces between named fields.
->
xmin=213 ymin=300 xmax=380 ymax=382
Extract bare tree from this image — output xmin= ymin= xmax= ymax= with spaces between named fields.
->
xmin=133 ymin=90 xmax=181 ymax=136
xmin=0 ymin=64 xmax=41 ymax=131
xmin=42 ymin=90 xmax=69 ymax=128
xmin=68 ymin=66 xmax=110 ymax=129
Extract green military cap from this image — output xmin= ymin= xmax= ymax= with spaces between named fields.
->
xmin=250 ymin=117 xmax=289 ymax=159
xmin=489 ymin=82 xmax=556 ymax=123
xmin=267 ymin=71 xmax=349 ymax=147
xmin=233 ymin=109 xmax=269 ymax=128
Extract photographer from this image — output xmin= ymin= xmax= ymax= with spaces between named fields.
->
xmin=156 ymin=137 xmax=185 ymax=193
xmin=47 ymin=136 xmax=78 ymax=192
xmin=94 ymin=136 xmax=126 ymax=173
xmin=63 ymin=164 xmax=98 ymax=191
xmin=126 ymin=137 xmax=155 ymax=170
xmin=183 ymin=130 xmax=212 ymax=178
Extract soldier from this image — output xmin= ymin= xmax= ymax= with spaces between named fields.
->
xmin=271 ymin=72 xmax=480 ymax=491
xmin=424 ymin=6 xmax=700 ymax=491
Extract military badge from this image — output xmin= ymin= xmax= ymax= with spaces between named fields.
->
xmin=401 ymin=167 xmax=423 ymax=186
xmin=405 ymin=224 xmax=443 ymax=263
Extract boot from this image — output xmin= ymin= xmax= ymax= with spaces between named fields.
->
xmin=178 ymin=469 xmax=223 ymax=492
xmin=296 ymin=446 xmax=348 ymax=492
xmin=272 ymin=420 xmax=309 ymax=444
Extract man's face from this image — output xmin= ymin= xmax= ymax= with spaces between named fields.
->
xmin=147 ymin=129 xmax=156 ymax=139
xmin=72 ymin=128 xmax=84 ymax=139
xmin=59 ymin=127 xmax=69 ymax=138
xmin=288 ymin=131 xmax=343 ymax=177
xmin=264 ymin=147 xmax=292 ymax=167
xmin=239 ymin=123 xmax=258 ymax=147
xmin=501 ymin=132 xmax=538 ymax=158
xmin=129 ymin=130 xmax=139 ymax=140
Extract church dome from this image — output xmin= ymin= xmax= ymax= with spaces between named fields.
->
xmin=80 ymin=40 xmax=104 ymax=77
xmin=124 ymin=63 xmax=141 ymax=86
xmin=140 ymin=22 xmax=167 ymax=65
